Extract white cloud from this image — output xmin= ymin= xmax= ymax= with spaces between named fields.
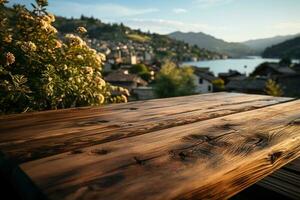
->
xmin=173 ymin=8 xmax=187 ymax=14
xmin=50 ymin=2 xmax=159 ymax=18
xmin=121 ymin=18 xmax=227 ymax=34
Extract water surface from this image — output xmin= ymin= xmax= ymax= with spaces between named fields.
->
xmin=183 ymin=56 xmax=298 ymax=76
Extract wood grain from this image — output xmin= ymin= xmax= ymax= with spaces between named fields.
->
xmin=257 ymin=158 xmax=300 ymax=199
xmin=0 ymin=93 xmax=291 ymax=163
xmin=19 ymin=99 xmax=300 ymax=200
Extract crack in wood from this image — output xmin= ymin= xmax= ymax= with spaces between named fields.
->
xmin=70 ymin=149 xmax=84 ymax=154
xmin=90 ymin=149 xmax=110 ymax=155
xmin=269 ymin=151 xmax=283 ymax=164
xmin=289 ymin=118 xmax=300 ymax=126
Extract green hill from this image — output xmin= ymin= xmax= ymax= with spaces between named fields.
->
xmin=54 ymin=16 xmax=224 ymax=61
xmin=242 ymin=33 xmax=300 ymax=53
xmin=168 ymin=31 xmax=254 ymax=58
xmin=262 ymin=36 xmax=300 ymax=59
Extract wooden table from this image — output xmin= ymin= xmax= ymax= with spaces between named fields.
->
xmin=0 ymin=92 xmax=300 ymax=200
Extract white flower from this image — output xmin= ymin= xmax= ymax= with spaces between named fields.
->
xmin=55 ymin=40 xmax=62 ymax=48
xmin=21 ymin=41 xmax=37 ymax=52
xmin=77 ymin=26 xmax=87 ymax=34
xmin=48 ymin=14 xmax=55 ymax=22
xmin=96 ymin=94 xmax=105 ymax=104
xmin=65 ymin=34 xmax=85 ymax=47
xmin=77 ymin=55 xmax=83 ymax=60
xmin=5 ymin=52 xmax=15 ymax=65
xmin=3 ymin=34 xmax=12 ymax=43
xmin=84 ymin=67 xmax=93 ymax=75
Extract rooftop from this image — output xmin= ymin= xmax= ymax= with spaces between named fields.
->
xmin=104 ymin=70 xmax=147 ymax=85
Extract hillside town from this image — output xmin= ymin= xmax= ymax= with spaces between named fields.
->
xmin=101 ymin=51 xmax=300 ymax=100
xmin=86 ymin=37 xmax=228 ymax=66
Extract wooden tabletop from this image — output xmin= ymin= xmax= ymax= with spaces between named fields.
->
xmin=0 ymin=92 xmax=300 ymax=200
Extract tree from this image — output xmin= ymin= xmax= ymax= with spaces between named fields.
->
xmin=265 ymin=79 xmax=283 ymax=97
xmin=0 ymin=0 xmax=128 ymax=114
xmin=212 ymin=79 xmax=225 ymax=91
xmin=154 ymin=61 xmax=196 ymax=98
xmin=279 ymin=57 xmax=291 ymax=67
xmin=129 ymin=64 xmax=151 ymax=82
xmin=129 ymin=64 xmax=149 ymax=74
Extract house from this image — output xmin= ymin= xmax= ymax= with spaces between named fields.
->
xmin=193 ymin=68 xmax=218 ymax=93
xmin=192 ymin=67 xmax=211 ymax=74
xmin=130 ymin=55 xmax=137 ymax=65
xmin=104 ymin=70 xmax=148 ymax=92
xmin=226 ymin=77 xmax=268 ymax=94
xmin=276 ymin=74 xmax=300 ymax=97
xmin=144 ymin=52 xmax=152 ymax=62
xmin=218 ymin=70 xmax=245 ymax=84
xmin=292 ymin=63 xmax=300 ymax=74
xmin=119 ymin=65 xmax=132 ymax=70
xmin=251 ymin=62 xmax=296 ymax=78
xmin=250 ymin=62 xmax=300 ymax=97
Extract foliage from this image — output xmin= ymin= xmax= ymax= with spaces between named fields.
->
xmin=128 ymin=63 xmax=151 ymax=82
xmin=0 ymin=0 xmax=128 ymax=114
xmin=279 ymin=57 xmax=292 ymax=66
xmin=262 ymin=36 xmax=300 ymax=59
xmin=264 ymin=79 xmax=283 ymax=97
xmin=127 ymin=34 xmax=150 ymax=43
xmin=212 ymin=79 xmax=225 ymax=91
xmin=140 ymin=72 xmax=152 ymax=82
xmin=154 ymin=61 xmax=196 ymax=98
xmin=129 ymin=64 xmax=148 ymax=74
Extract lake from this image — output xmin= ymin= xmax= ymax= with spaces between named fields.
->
xmin=183 ymin=56 xmax=297 ymax=76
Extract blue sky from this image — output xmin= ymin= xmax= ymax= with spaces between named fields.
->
xmin=8 ymin=0 xmax=300 ymax=42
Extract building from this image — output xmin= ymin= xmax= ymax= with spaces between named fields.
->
xmin=292 ymin=63 xmax=300 ymax=73
xmin=218 ymin=70 xmax=245 ymax=84
xmin=130 ymin=55 xmax=137 ymax=65
xmin=226 ymin=77 xmax=267 ymax=94
xmin=251 ymin=62 xmax=296 ymax=78
xmin=277 ymin=74 xmax=300 ymax=97
xmin=193 ymin=69 xmax=218 ymax=93
xmin=249 ymin=62 xmax=300 ymax=97
xmin=104 ymin=70 xmax=148 ymax=92
xmin=192 ymin=67 xmax=211 ymax=74
xmin=218 ymin=69 xmax=246 ymax=85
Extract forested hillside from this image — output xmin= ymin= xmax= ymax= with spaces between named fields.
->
xmin=54 ymin=16 xmax=225 ymax=61
xmin=262 ymin=36 xmax=300 ymax=59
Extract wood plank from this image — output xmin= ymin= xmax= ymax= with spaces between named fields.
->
xmin=256 ymin=158 xmax=300 ymax=199
xmin=20 ymin=100 xmax=300 ymax=200
xmin=0 ymin=93 xmax=291 ymax=163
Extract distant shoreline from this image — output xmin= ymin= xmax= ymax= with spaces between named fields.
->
xmin=182 ymin=57 xmax=299 ymax=76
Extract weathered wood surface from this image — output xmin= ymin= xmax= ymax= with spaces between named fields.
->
xmin=0 ymin=93 xmax=299 ymax=200
xmin=257 ymin=158 xmax=300 ymax=199
xmin=0 ymin=92 xmax=291 ymax=163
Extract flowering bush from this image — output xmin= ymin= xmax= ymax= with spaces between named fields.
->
xmin=265 ymin=79 xmax=283 ymax=97
xmin=0 ymin=0 xmax=128 ymax=114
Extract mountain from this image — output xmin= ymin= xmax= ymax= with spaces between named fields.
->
xmin=53 ymin=16 xmax=224 ymax=61
xmin=168 ymin=31 xmax=254 ymax=57
xmin=262 ymin=36 xmax=300 ymax=59
xmin=242 ymin=33 xmax=300 ymax=53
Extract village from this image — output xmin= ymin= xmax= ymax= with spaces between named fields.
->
xmin=97 ymin=44 xmax=300 ymax=100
